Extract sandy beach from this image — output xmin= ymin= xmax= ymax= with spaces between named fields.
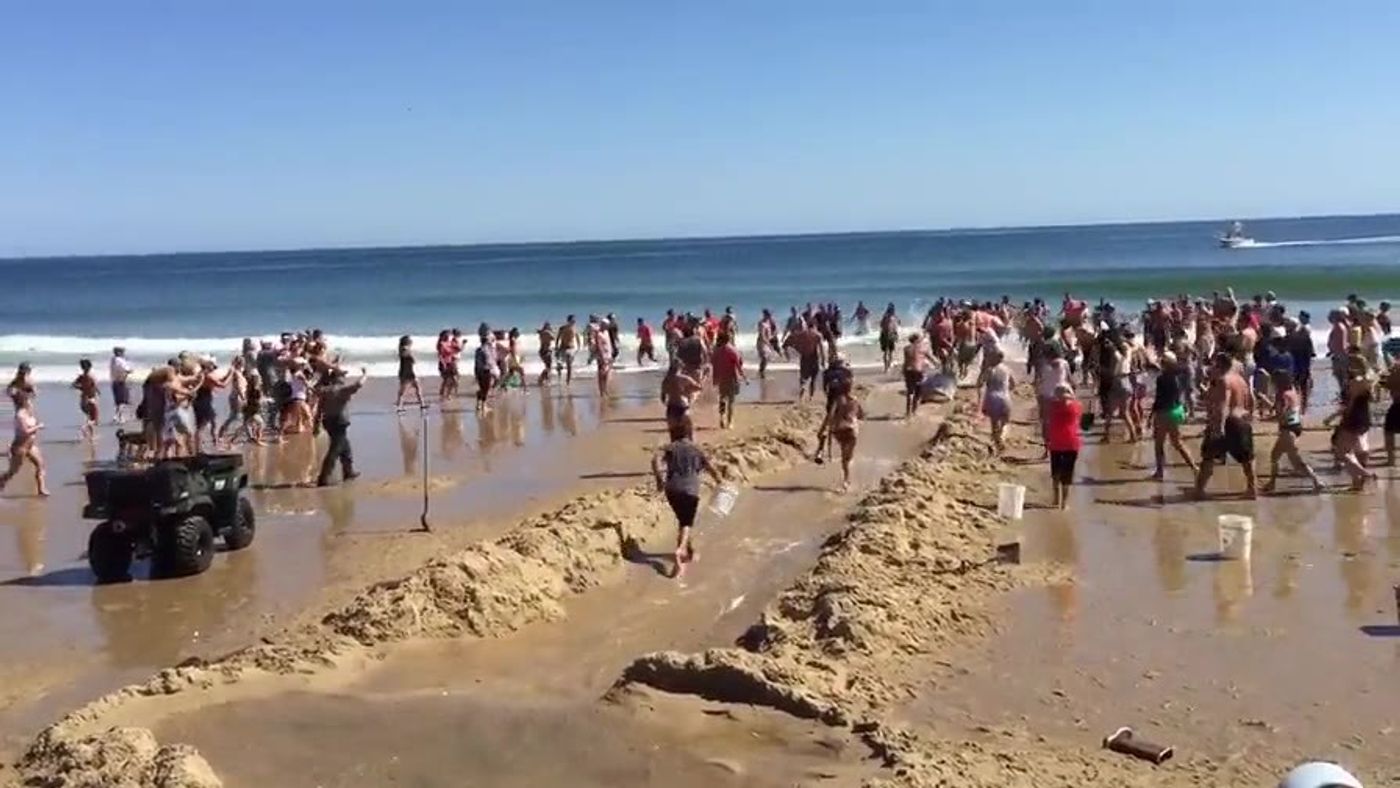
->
xmin=4 ymin=367 xmax=1400 ymax=787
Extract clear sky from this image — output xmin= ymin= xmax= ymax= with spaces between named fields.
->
xmin=2 ymin=1 xmax=1397 ymax=256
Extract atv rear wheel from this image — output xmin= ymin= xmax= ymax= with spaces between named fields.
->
xmin=223 ymin=497 xmax=255 ymax=551
xmin=154 ymin=515 xmax=215 ymax=578
xmin=88 ymin=521 xmax=134 ymax=584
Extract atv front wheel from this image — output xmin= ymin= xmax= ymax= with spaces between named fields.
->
xmin=223 ymin=497 xmax=255 ymax=551
xmin=88 ymin=521 xmax=134 ymax=584
xmin=154 ymin=515 xmax=215 ymax=578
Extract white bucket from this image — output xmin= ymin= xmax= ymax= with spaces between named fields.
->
xmin=709 ymin=483 xmax=739 ymax=517
xmin=997 ymin=483 xmax=1026 ymax=520
xmin=1218 ymin=514 xmax=1254 ymax=561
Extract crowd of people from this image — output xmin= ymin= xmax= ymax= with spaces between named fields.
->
xmin=5 ymin=289 xmax=1400 ymax=514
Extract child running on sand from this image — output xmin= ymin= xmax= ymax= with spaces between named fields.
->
xmin=1045 ymin=383 xmax=1081 ymax=509
xmin=651 ymin=417 xmax=721 ymax=579
xmin=0 ymin=386 xmax=48 ymax=497
xmin=72 ymin=358 xmax=100 ymax=441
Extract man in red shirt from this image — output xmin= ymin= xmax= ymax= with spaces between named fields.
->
xmin=710 ymin=332 xmax=746 ymax=429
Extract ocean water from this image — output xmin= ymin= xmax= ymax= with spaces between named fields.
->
xmin=2 ymin=214 xmax=1399 ymax=382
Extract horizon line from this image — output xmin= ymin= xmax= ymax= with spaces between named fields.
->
xmin=3 ymin=211 xmax=1396 ymax=263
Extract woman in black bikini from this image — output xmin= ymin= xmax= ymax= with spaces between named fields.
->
xmin=396 ymin=335 xmax=423 ymax=412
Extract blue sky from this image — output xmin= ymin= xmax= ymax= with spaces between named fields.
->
xmin=2 ymin=1 xmax=1397 ymax=256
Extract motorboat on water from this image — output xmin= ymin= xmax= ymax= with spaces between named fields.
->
xmin=1218 ymin=221 xmax=1254 ymax=249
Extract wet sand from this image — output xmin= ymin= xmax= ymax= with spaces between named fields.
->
xmin=0 ymin=370 xmax=810 ymax=757
xmin=14 ymin=382 xmax=945 ymax=786
xmin=905 ymin=402 xmax=1400 ymax=782
xmin=14 ymin=364 xmax=1400 ymax=786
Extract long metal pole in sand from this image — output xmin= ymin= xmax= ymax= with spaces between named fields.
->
xmin=415 ymin=403 xmax=432 ymax=533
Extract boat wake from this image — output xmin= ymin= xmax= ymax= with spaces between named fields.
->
xmin=1231 ymin=235 xmax=1400 ymax=250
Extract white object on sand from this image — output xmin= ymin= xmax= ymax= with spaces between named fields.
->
xmin=997 ymin=483 xmax=1026 ymax=520
xmin=709 ymin=483 xmax=738 ymax=517
xmin=1278 ymin=761 xmax=1363 ymax=788
xmin=1218 ymin=514 xmax=1254 ymax=561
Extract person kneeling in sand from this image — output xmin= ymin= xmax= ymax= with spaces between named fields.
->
xmin=652 ymin=417 xmax=721 ymax=579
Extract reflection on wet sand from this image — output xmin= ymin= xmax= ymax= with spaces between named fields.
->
xmin=91 ymin=551 xmax=260 ymax=669
xmin=397 ymin=416 xmax=419 ymax=477
xmin=439 ymin=409 xmax=464 ymax=461
xmin=1151 ymin=510 xmax=1187 ymax=594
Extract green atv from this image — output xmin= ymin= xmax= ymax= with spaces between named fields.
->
xmin=82 ymin=453 xmax=255 ymax=583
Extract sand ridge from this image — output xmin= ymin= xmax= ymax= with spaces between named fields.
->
xmin=609 ymin=394 xmax=1240 ymax=786
xmin=12 ymin=396 xmax=837 ymax=787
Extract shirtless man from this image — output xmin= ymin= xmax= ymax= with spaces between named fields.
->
xmin=72 ymin=358 xmax=100 ymax=441
xmin=902 ymin=332 xmax=935 ymax=418
xmin=556 ymin=315 xmax=581 ymax=386
xmin=756 ymin=310 xmax=778 ymax=379
xmin=537 ymin=322 xmax=556 ymax=386
xmin=593 ymin=321 xmax=614 ymax=397
xmin=783 ymin=320 xmax=825 ymax=401
xmin=878 ymin=304 xmax=900 ymax=373
xmin=1193 ymin=353 xmax=1257 ymax=499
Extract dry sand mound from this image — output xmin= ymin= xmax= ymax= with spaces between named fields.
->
xmin=16 ymin=401 xmax=830 ymax=787
xmin=17 ymin=727 xmax=219 ymax=788
xmin=612 ymin=400 xmax=1235 ymax=786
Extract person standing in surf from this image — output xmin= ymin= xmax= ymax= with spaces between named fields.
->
xmin=556 ymin=315 xmax=581 ymax=386
xmin=756 ymin=310 xmax=778 ymax=379
xmin=879 ymin=304 xmax=900 ymax=373
xmin=651 ymin=416 xmax=722 ymax=579
xmin=636 ymin=318 xmax=657 ymax=367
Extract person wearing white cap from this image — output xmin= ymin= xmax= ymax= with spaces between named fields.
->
xmin=1278 ymin=761 xmax=1363 ymax=788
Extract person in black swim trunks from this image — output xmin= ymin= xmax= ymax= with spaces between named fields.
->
xmin=1386 ymin=354 xmax=1400 ymax=466
xmin=902 ymin=332 xmax=935 ymax=418
xmin=1194 ymin=353 xmax=1258 ymax=499
xmin=651 ymin=416 xmax=722 ymax=579
xmin=878 ymin=304 xmax=899 ymax=373
xmin=783 ymin=319 xmax=825 ymax=402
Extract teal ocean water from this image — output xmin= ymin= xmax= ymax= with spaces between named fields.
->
xmin=1 ymin=214 xmax=1397 ymax=381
